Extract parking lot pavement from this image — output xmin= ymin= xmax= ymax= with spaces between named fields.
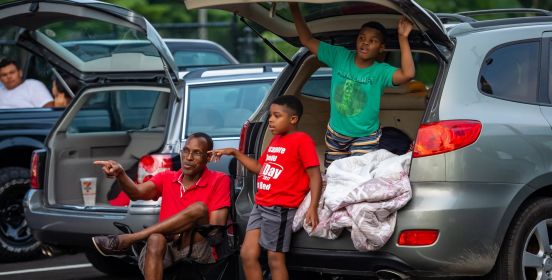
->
xmin=0 ymin=253 xmax=139 ymax=280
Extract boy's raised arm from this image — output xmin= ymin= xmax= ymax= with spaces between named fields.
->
xmin=392 ymin=17 xmax=416 ymax=86
xmin=210 ymin=148 xmax=262 ymax=174
xmin=289 ymin=2 xmax=320 ymax=55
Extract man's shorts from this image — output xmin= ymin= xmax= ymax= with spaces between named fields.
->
xmin=324 ymin=124 xmax=381 ymax=168
xmin=138 ymin=237 xmax=215 ymax=274
xmin=246 ymin=204 xmax=297 ymax=253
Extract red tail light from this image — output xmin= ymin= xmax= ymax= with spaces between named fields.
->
xmin=30 ymin=152 xmax=40 ymax=189
xmin=413 ymin=120 xmax=482 ymax=158
xmin=137 ymin=154 xmax=173 ymax=183
xmin=398 ymin=230 xmax=439 ymax=246
xmin=238 ymin=121 xmax=251 ymax=153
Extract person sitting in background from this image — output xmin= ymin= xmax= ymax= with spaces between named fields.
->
xmin=51 ymin=74 xmax=79 ymax=107
xmin=0 ymin=58 xmax=53 ymax=108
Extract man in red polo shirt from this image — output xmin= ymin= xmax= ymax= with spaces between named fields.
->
xmin=91 ymin=132 xmax=230 ymax=280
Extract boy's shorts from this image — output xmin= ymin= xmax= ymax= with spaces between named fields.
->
xmin=246 ymin=204 xmax=297 ymax=253
xmin=138 ymin=237 xmax=215 ymax=274
xmin=324 ymin=124 xmax=381 ymax=168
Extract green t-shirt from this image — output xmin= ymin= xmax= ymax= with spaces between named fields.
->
xmin=318 ymin=42 xmax=397 ymax=137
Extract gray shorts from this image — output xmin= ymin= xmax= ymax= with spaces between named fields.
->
xmin=246 ymin=204 xmax=297 ymax=253
xmin=138 ymin=237 xmax=214 ymax=274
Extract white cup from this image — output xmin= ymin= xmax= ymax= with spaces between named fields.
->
xmin=80 ymin=177 xmax=97 ymax=206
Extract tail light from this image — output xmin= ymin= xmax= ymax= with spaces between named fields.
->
xmin=137 ymin=154 xmax=174 ymax=183
xmin=413 ymin=120 xmax=482 ymax=158
xmin=238 ymin=121 xmax=251 ymax=153
xmin=30 ymin=151 xmax=41 ymax=189
xmin=398 ymin=229 xmax=439 ymax=246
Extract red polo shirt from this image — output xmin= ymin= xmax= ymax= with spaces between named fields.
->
xmin=150 ymin=168 xmax=230 ymax=222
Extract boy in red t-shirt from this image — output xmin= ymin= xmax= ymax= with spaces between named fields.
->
xmin=211 ymin=95 xmax=322 ymax=280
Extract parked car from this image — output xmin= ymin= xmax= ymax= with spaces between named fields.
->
xmin=0 ymin=9 xmax=238 ymax=262
xmin=164 ymin=38 xmax=239 ymax=69
xmin=186 ymin=0 xmax=552 ymax=279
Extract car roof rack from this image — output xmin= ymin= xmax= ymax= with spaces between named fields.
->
xmin=437 ymin=8 xmax=552 ymax=24
xmin=184 ymin=63 xmax=286 ymax=79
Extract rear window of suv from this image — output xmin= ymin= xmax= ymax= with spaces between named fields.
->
xmin=479 ymin=40 xmax=539 ymax=103
xmin=186 ymin=80 xmax=272 ymax=138
xmin=68 ymin=90 xmax=167 ymax=133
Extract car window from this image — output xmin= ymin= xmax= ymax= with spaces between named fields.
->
xmin=173 ymin=51 xmax=231 ymax=68
xmin=186 ymin=81 xmax=272 ymax=138
xmin=301 ymin=76 xmax=331 ymax=99
xmin=301 ymin=51 xmax=437 ymax=100
xmin=479 ymin=41 xmax=539 ymax=103
xmin=37 ymin=19 xmax=164 ymax=73
xmin=68 ymin=90 xmax=164 ymax=133
xmin=0 ymin=28 xmax=52 ymax=88
xmin=386 ymin=52 xmax=438 ymax=88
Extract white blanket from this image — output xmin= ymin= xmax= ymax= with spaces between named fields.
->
xmin=293 ymin=150 xmax=412 ymax=251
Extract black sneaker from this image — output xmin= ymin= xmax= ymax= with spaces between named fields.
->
xmin=91 ymin=235 xmax=128 ymax=256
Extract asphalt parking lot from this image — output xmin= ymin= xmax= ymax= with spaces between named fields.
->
xmin=0 ymin=253 xmax=138 ymax=280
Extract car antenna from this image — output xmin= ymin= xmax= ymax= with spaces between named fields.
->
xmin=239 ymin=14 xmax=293 ymax=65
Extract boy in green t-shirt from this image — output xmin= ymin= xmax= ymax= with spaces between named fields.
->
xmin=289 ymin=3 xmax=415 ymax=168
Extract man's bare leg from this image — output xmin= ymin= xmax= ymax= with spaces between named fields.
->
xmin=118 ymin=202 xmax=209 ymax=249
xmin=143 ymin=233 xmax=168 ymax=280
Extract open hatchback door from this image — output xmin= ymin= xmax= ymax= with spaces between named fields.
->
xmin=19 ymin=0 xmax=181 ymax=272
xmin=0 ymin=0 xmax=179 ymax=82
xmin=184 ymin=0 xmax=453 ymax=58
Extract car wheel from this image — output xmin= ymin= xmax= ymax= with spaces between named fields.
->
xmin=0 ymin=167 xmax=41 ymax=261
xmin=489 ymin=197 xmax=552 ymax=280
xmin=85 ymin=250 xmax=141 ymax=276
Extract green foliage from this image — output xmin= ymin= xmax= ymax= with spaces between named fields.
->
xmin=260 ymin=32 xmax=298 ymax=63
xmin=106 ymin=0 xmax=192 ymax=23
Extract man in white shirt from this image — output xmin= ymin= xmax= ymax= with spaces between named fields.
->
xmin=0 ymin=59 xmax=53 ymax=109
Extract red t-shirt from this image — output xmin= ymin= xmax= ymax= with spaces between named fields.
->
xmin=150 ymin=168 xmax=230 ymax=222
xmin=256 ymin=132 xmax=320 ymax=208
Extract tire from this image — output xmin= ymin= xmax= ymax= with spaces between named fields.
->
xmin=85 ymin=250 xmax=141 ymax=276
xmin=488 ymin=197 xmax=552 ymax=280
xmin=0 ymin=167 xmax=41 ymax=261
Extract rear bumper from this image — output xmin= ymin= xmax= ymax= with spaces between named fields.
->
xmin=287 ymin=248 xmax=411 ymax=277
xmin=24 ymin=189 xmax=159 ymax=249
xmin=282 ymin=181 xmax=526 ymax=278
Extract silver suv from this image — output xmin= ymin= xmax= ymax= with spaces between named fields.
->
xmin=187 ymin=0 xmax=552 ymax=279
xmin=23 ymin=63 xmax=284 ymax=275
